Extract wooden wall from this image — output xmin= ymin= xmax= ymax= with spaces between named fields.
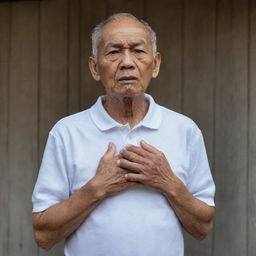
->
xmin=0 ymin=0 xmax=255 ymax=255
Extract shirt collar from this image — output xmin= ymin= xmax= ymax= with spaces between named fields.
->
xmin=90 ymin=93 xmax=162 ymax=131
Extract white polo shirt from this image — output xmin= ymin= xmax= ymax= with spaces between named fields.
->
xmin=32 ymin=94 xmax=215 ymax=256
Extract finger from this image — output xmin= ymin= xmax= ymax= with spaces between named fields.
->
xmin=104 ymin=142 xmax=116 ymax=158
xmin=120 ymin=149 xmax=147 ymax=164
xmin=117 ymin=158 xmax=142 ymax=173
xmin=125 ymin=144 xmax=149 ymax=157
xmin=140 ymin=140 xmax=159 ymax=154
xmin=125 ymin=173 xmax=145 ymax=183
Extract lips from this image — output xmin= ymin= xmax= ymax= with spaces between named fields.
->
xmin=118 ymin=76 xmax=138 ymax=81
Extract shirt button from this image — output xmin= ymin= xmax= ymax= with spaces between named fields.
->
xmin=128 ymin=133 xmax=134 ymax=140
xmin=120 ymin=125 xmax=129 ymax=132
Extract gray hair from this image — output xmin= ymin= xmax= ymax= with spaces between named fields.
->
xmin=91 ymin=13 xmax=157 ymax=58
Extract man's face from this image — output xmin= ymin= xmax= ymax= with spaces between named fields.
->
xmin=89 ymin=17 xmax=161 ymax=98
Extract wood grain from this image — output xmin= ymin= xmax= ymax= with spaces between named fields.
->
xmin=146 ymin=0 xmax=183 ymax=112
xmin=68 ymin=0 xmax=80 ymax=115
xmin=80 ymin=0 xmax=106 ymax=110
xmin=248 ymin=0 xmax=256 ymax=255
xmin=0 ymin=1 xmax=255 ymax=255
xmin=39 ymin=0 xmax=69 ymax=254
xmin=214 ymin=0 xmax=248 ymax=255
xmin=108 ymin=0 xmax=144 ymax=18
xmin=8 ymin=2 xmax=39 ymax=255
xmin=183 ymin=0 xmax=216 ymax=255
xmin=0 ymin=3 xmax=10 ymax=256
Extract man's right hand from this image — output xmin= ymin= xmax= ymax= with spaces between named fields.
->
xmin=90 ymin=142 xmax=140 ymax=198
xmin=33 ymin=142 xmax=140 ymax=251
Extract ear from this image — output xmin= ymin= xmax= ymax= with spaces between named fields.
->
xmin=88 ymin=56 xmax=100 ymax=81
xmin=152 ymin=52 xmax=161 ymax=78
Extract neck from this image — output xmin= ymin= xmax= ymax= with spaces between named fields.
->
xmin=103 ymin=94 xmax=149 ymax=128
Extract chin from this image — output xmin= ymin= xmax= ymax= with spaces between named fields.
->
xmin=120 ymin=84 xmax=145 ymax=94
xmin=110 ymin=90 xmax=145 ymax=100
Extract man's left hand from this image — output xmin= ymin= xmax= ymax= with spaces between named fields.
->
xmin=118 ymin=140 xmax=183 ymax=193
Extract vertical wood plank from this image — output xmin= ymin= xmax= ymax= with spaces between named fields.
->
xmin=68 ymin=0 xmax=80 ymax=114
xmin=0 ymin=3 xmax=10 ymax=256
xmin=8 ymin=2 xmax=39 ymax=255
xmin=214 ymin=0 xmax=248 ymax=255
xmin=39 ymin=0 xmax=68 ymax=149
xmin=80 ymin=0 xmax=107 ymax=110
xmin=183 ymin=1 xmax=216 ymax=254
xmin=248 ymin=0 xmax=256 ymax=255
xmin=39 ymin=0 xmax=69 ymax=255
xmin=183 ymin=0 xmax=216 ymax=155
xmin=146 ymin=0 xmax=183 ymax=112
xmin=108 ymin=0 xmax=144 ymax=17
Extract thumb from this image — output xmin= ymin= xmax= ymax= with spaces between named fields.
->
xmin=105 ymin=142 xmax=116 ymax=157
xmin=140 ymin=140 xmax=158 ymax=154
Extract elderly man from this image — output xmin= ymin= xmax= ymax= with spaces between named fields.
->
xmin=32 ymin=13 xmax=215 ymax=256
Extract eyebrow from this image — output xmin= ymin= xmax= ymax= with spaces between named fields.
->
xmin=105 ymin=40 xmax=146 ymax=49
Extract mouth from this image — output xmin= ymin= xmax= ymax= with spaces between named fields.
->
xmin=118 ymin=76 xmax=138 ymax=83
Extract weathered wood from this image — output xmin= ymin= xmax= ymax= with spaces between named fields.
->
xmin=183 ymin=1 xmax=216 ymax=255
xmin=146 ymin=0 xmax=183 ymax=112
xmin=108 ymin=0 xmax=144 ymax=18
xmin=39 ymin=0 xmax=69 ymax=255
xmin=248 ymin=0 xmax=256 ymax=255
xmin=0 ymin=3 xmax=10 ymax=256
xmin=39 ymin=0 xmax=68 ymax=150
xmin=68 ymin=0 xmax=80 ymax=114
xmin=8 ymin=2 xmax=39 ymax=256
xmin=214 ymin=0 xmax=248 ymax=255
xmin=80 ymin=0 xmax=106 ymax=110
xmin=0 ymin=1 xmax=255 ymax=255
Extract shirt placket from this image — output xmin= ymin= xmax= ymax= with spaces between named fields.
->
xmin=119 ymin=124 xmax=139 ymax=147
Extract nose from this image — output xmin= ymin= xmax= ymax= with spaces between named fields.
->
xmin=120 ymin=50 xmax=135 ymax=70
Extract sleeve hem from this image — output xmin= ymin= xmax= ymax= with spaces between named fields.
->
xmin=32 ymin=202 xmax=58 ymax=213
xmin=195 ymin=197 xmax=215 ymax=207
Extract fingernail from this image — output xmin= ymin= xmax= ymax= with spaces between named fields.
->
xmin=117 ymin=159 xmax=120 ymax=166
xmin=125 ymin=144 xmax=132 ymax=148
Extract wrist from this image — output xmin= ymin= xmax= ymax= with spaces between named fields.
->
xmin=86 ymin=177 xmax=107 ymax=201
xmin=161 ymin=175 xmax=185 ymax=202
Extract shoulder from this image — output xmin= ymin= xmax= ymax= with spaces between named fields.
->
xmin=49 ymin=108 xmax=92 ymax=138
xmin=156 ymin=104 xmax=203 ymax=147
xmin=158 ymin=104 xmax=199 ymax=131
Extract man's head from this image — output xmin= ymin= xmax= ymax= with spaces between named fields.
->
xmin=89 ymin=13 xmax=161 ymax=98
xmin=91 ymin=13 xmax=157 ymax=58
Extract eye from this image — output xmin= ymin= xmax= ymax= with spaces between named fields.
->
xmin=134 ymin=49 xmax=145 ymax=54
xmin=108 ymin=50 xmax=119 ymax=55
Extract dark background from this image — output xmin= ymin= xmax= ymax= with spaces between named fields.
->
xmin=0 ymin=0 xmax=255 ymax=255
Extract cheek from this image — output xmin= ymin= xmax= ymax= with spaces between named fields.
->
xmin=98 ymin=67 xmax=117 ymax=91
xmin=140 ymin=64 xmax=155 ymax=81
xmin=99 ymin=63 xmax=118 ymax=79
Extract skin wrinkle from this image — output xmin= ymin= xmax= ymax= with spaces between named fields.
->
xmin=105 ymin=40 xmax=147 ymax=52
xmin=91 ymin=13 xmax=157 ymax=58
xmin=32 ymin=15 xmax=214 ymax=252
xmin=118 ymin=140 xmax=215 ymax=239
xmin=89 ymin=17 xmax=161 ymax=127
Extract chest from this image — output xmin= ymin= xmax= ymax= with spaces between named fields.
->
xmin=65 ymin=126 xmax=190 ymax=194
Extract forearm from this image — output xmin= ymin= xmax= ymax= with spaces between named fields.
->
xmin=118 ymin=142 xmax=215 ymax=239
xmin=162 ymin=178 xmax=215 ymax=240
xmin=33 ymin=180 xmax=103 ymax=250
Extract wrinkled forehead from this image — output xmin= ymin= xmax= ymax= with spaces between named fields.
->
xmin=100 ymin=17 xmax=151 ymax=47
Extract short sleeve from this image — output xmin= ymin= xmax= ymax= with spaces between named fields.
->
xmin=32 ymin=131 xmax=70 ymax=212
xmin=187 ymin=126 xmax=215 ymax=206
